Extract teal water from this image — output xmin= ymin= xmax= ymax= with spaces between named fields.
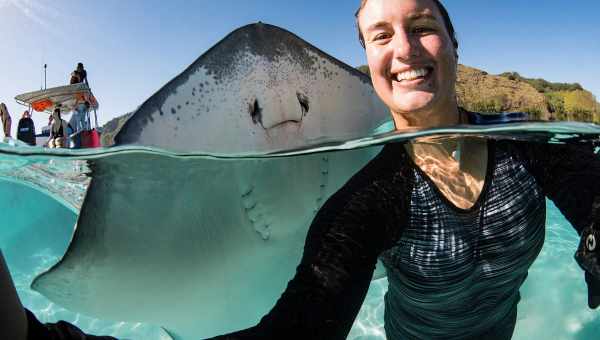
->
xmin=1 ymin=123 xmax=600 ymax=339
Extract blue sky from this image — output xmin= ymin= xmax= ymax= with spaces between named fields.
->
xmin=0 ymin=0 xmax=599 ymax=134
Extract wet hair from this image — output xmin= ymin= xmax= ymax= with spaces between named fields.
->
xmin=355 ymin=0 xmax=458 ymax=51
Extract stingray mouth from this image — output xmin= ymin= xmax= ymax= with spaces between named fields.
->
xmin=249 ymin=92 xmax=310 ymax=130
xmin=267 ymin=119 xmax=302 ymax=129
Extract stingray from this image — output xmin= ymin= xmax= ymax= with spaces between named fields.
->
xmin=32 ymin=23 xmax=390 ymax=339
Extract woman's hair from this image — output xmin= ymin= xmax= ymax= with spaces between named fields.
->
xmin=355 ymin=0 xmax=458 ymax=51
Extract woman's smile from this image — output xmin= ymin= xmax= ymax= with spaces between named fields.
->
xmin=391 ymin=66 xmax=434 ymax=88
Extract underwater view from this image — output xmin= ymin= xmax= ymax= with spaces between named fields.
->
xmin=1 ymin=121 xmax=600 ymax=339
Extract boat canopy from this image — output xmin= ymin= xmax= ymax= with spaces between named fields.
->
xmin=15 ymin=83 xmax=99 ymax=114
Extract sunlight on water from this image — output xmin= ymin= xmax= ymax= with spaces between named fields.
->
xmin=1 ymin=123 xmax=600 ymax=339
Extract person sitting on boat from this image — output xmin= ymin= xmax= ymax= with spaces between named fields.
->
xmin=16 ymin=110 xmax=36 ymax=146
xmin=69 ymin=62 xmax=88 ymax=85
xmin=48 ymin=108 xmax=69 ymax=148
xmin=41 ymin=114 xmax=53 ymax=139
xmin=0 ymin=102 xmax=12 ymax=138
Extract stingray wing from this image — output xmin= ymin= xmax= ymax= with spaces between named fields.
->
xmin=32 ymin=147 xmax=380 ymax=338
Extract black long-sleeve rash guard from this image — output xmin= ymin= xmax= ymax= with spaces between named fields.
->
xmin=214 ymin=140 xmax=600 ymax=340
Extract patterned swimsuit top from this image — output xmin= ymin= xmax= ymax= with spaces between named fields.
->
xmin=381 ymin=142 xmax=545 ymax=339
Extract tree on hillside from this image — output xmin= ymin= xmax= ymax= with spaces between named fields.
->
xmin=499 ymin=72 xmax=521 ymax=81
xmin=562 ymin=90 xmax=595 ymax=122
xmin=499 ymin=72 xmax=583 ymax=93
xmin=545 ymin=92 xmax=565 ymax=120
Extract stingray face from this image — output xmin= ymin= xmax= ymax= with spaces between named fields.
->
xmin=246 ymin=90 xmax=307 ymax=131
xmin=114 ymin=23 xmax=389 ymax=153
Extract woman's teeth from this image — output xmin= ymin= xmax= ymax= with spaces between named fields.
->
xmin=396 ymin=68 xmax=430 ymax=81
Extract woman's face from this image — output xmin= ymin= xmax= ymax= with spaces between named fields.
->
xmin=358 ymin=0 xmax=457 ymax=126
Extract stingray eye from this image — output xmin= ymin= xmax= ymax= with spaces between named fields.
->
xmin=297 ymin=92 xmax=309 ymax=116
xmin=249 ymin=99 xmax=262 ymax=125
xmin=587 ymin=234 xmax=597 ymax=252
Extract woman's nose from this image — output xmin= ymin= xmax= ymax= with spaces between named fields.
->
xmin=391 ymin=31 xmax=420 ymax=60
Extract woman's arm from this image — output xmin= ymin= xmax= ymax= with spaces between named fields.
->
xmin=513 ymin=141 xmax=600 ymax=234
xmin=213 ymin=145 xmax=410 ymax=339
xmin=0 ymin=251 xmax=28 ymax=340
xmin=511 ymin=140 xmax=600 ymax=308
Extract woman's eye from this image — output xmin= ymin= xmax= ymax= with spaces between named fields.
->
xmin=413 ymin=26 xmax=435 ymax=34
xmin=373 ymin=33 xmax=391 ymax=41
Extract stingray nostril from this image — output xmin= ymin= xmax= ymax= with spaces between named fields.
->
xmin=297 ymin=92 xmax=309 ymax=116
xmin=249 ymin=99 xmax=262 ymax=125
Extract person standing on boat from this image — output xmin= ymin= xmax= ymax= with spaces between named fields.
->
xmin=69 ymin=63 xmax=88 ymax=85
xmin=17 ymin=110 xmax=36 ymax=146
xmin=48 ymin=108 xmax=69 ymax=148
xmin=71 ymin=101 xmax=92 ymax=133
xmin=0 ymin=102 xmax=12 ymax=138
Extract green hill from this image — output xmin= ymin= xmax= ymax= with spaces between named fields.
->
xmin=497 ymin=71 xmax=598 ymax=122
xmin=357 ymin=64 xmax=600 ymax=123
xmin=100 ymin=111 xmax=133 ymax=146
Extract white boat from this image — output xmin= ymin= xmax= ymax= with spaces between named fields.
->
xmin=15 ymin=83 xmax=99 ymax=114
xmin=15 ymin=83 xmax=102 ymax=148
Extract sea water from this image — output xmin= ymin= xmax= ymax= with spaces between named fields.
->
xmin=1 ymin=122 xmax=600 ymax=340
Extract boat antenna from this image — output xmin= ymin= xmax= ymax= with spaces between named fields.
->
xmin=44 ymin=64 xmax=47 ymax=90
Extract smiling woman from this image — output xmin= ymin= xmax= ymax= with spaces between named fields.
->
xmin=356 ymin=0 xmax=459 ymax=129
xmin=213 ymin=1 xmax=600 ymax=339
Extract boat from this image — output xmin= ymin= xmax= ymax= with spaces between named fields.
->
xmin=15 ymin=83 xmax=101 ymax=148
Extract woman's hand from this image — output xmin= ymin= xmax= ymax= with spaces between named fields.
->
xmin=574 ymin=197 xmax=600 ymax=308
xmin=584 ymin=272 xmax=600 ymax=309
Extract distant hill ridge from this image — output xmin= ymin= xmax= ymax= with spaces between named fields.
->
xmin=357 ymin=64 xmax=600 ymax=123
